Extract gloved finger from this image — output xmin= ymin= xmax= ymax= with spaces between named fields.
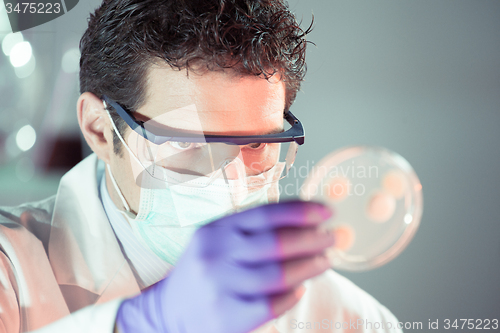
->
xmin=281 ymin=254 xmax=330 ymax=290
xmin=212 ymin=200 xmax=333 ymax=232
xmin=278 ymin=226 xmax=335 ymax=260
xmin=221 ymin=253 xmax=330 ymax=295
xmin=269 ymin=284 xmax=307 ymax=318
xmin=214 ymin=284 xmax=307 ymax=330
xmin=229 ymin=226 xmax=335 ymax=263
xmin=210 ymin=293 xmax=274 ymax=333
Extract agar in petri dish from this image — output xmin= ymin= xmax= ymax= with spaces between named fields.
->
xmin=300 ymin=146 xmax=423 ymax=271
xmin=382 ymin=169 xmax=408 ymax=199
xmin=366 ymin=190 xmax=396 ymax=223
xmin=326 ymin=176 xmax=351 ymax=202
xmin=332 ymin=225 xmax=355 ymax=251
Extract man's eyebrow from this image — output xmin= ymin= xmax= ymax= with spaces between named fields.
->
xmin=263 ymin=127 xmax=285 ymax=136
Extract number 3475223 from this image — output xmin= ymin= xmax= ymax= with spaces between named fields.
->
xmin=5 ymin=2 xmax=61 ymax=14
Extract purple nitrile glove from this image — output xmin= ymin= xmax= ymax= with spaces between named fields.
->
xmin=116 ymin=200 xmax=335 ymax=333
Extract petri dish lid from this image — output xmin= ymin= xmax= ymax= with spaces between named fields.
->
xmin=300 ymin=146 xmax=423 ymax=271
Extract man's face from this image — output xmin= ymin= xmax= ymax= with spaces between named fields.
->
xmin=107 ymin=63 xmax=287 ymax=214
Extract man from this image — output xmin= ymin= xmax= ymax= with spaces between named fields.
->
xmin=0 ymin=0 xmax=401 ymax=332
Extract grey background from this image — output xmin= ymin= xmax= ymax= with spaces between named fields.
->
xmin=1 ymin=0 xmax=499 ymax=330
xmin=287 ymin=0 xmax=500 ymax=328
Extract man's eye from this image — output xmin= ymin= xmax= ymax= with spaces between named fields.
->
xmin=247 ymin=143 xmax=266 ymax=149
xmin=169 ymin=141 xmax=195 ymax=150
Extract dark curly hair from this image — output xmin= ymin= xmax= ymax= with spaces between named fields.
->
xmin=79 ymin=0 xmax=311 ymax=156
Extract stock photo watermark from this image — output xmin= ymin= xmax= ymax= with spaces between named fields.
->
xmin=290 ymin=319 xmax=422 ymax=331
xmin=278 ymin=160 xmax=380 ymax=198
xmin=2 ymin=0 xmax=79 ymax=32
xmin=289 ymin=318 xmax=499 ymax=331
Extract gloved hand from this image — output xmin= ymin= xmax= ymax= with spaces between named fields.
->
xmin=115 ymin=200 xmax=335 ymax=333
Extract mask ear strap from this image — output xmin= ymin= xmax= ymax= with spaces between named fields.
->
xmin=106 ymin=163 xmax=137 ymax=219
xmin=103 ymin=100 xmax=144 ymax=168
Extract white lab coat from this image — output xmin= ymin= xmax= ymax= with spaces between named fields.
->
xmin=0 ymin=154 xmax=402 ymax=333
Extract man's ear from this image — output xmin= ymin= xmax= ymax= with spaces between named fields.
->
xmin=77 ymin=92 xmax=114 ymax=164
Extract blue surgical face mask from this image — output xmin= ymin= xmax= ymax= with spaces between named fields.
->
xmin=106 ymin=163 xmax=281 ymax=265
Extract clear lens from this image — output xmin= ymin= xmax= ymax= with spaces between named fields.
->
xmin=127 ymin=131 xmax=298 ymax=187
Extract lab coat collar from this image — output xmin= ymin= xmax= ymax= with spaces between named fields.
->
xmin=48 ymin=154 xmax=140 ymax=301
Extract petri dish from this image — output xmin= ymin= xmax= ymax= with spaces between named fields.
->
xmin=300 ymin=146 xmax=423 ymax=271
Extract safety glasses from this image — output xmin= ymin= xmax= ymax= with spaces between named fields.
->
xmin=102 ymin=95 xmax=305 ymax=187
